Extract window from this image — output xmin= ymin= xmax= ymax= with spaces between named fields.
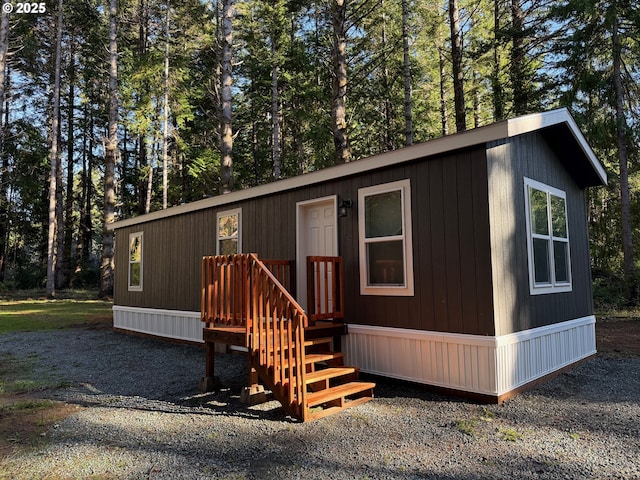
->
xmin=216 ymin=209 xmax=241 ymax=255
xmin=524 ymin=178 xmax=571 ymax=295
xmin=358 ymin=179 xmax=414 ymax=296
xmin=128 ymin=232 xmax=143 ymax=291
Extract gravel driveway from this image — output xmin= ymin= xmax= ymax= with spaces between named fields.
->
xmin=0 ymin=324 xmax=638 ymax=479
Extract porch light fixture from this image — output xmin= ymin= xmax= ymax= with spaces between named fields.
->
xmin=339 ymin=199 xmax=353 ymax=217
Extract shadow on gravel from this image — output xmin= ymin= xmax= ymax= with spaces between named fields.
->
xmin=0 ymin=328 xmax=298 ymax=423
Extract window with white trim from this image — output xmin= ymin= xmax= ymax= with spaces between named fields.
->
xmin=524 ymin=178 xmax=572 ymax=295
xmin=128 ymin=232 xmax=143 ymax=291
xmin=216 ymin=208 xmax=241 ymax=255
xmin=358 ymin=179 xmax=414 ymax=296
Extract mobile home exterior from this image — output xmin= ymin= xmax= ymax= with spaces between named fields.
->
xmin=109 ymin=108 xmax=607 ymax=402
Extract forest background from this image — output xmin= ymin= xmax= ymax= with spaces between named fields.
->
xmin=0 ymin=0 xmax=637 ymax=306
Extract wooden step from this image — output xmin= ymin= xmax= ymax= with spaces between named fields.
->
xmin=305 ymin=352 xmax=344 ymax=365
xmin=304 ymin=323 xmax=348 ymax=340
xmin=305 ymin=367 xmax=357 ymax=385
xmin=304 ymin=337 xmax=332 ymax=347
xmin=306 ymin=381 xmax=376 ymax=408
xmin=288 ymin=366 xmax=358 ymax=390
xmin=307 ymin=396 xmax=373 ymax=421
xmin=275 ymin=352 xmax=344 ymax=370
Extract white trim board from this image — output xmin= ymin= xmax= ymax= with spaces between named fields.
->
xmin=113 ymin=306 xmax=203 ymax=343
xmin=108 ymin=109 xmax=606 ymax=231
xmin=343 ymin=316 xmax=596 ymax=397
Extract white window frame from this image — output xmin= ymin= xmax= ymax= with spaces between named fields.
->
xmin=523 ymin=178 xmax=572 ymax=295
xmin=128 ymin=232 xmax=143 ymax=291
xmin=216 ymin=208 xmax=242 ymax=255
xmin=358 ymin=179 xmax=414 ymax=296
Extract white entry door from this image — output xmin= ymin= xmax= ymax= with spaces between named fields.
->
xmin=296 ymin=196 xmax=338 ymax=312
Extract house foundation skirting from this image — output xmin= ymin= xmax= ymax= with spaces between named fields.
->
xmin=343 ymin=316 xmax=596 ymax=399
xmin=112 ymin=306 xmax=203 ymax=344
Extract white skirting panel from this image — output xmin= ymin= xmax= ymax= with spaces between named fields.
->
xmin=343 ymin=315 xmax=596 ymax=397
xmin=112 ymin=306 xmax=203 ymax=343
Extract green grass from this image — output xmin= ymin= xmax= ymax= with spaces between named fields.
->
xmin=0 ymin=399 xmax=54 ymax=414
xmin=455 ymin=418 xmax=479 ymax=436
xmin=0 ymin=297 xmax=112 ymax=334
xmin=500 ymin=428 xmax=524 ymax=442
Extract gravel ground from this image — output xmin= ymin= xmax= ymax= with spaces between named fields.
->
xmin=0 ymin=325 xmax=639 ymax=480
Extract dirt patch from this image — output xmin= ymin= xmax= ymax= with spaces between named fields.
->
xmin=0 ymin=395 xmax=80 ymax=457
xmin=596 ymin=316 xmax=640 ymax=357
xmin=73 ymin=315 xmax=113 ymax=330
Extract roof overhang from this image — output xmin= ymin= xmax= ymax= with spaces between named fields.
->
xmin=108 ymin=107 xmax=607 ymax=231
xmin=506 ymin=108 xmax=607 ymax=188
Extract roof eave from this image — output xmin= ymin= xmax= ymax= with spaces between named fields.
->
xmin=507 ymin=108 xmax=608 ymax=187
xmin=108 ymin=108 xmax=606 ymax=231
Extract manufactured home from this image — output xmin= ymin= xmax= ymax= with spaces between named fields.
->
xmin=109 ymin=108 xmax=606 ymax=416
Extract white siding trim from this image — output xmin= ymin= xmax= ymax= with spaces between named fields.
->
xmin=113 ymin=306 xmax=203 ymax=343
xmin=344 ymin=316 xmax=595 ymax=397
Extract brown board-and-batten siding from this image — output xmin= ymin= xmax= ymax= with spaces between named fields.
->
xmin=337 ymin=148 xmax=495 ymax=336
xmin=115 ymin=145 xmax=496 ymax=337
xmin=115 ymin=206 xmax=232 ymax=312
xmin=487 ymin=131 xmax=594 ymax=336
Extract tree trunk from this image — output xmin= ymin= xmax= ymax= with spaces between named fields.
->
xmin=145 ymin=160 xmax=153 ymax=214
xmin=272 ymin=39 xmax=280 ymax=180
xmin=137 ymin=133 xmax=147 ymax=215
xmin=136 ymin=0 xmax=149 ymax=213
xmin=331 ymin=0 xmax=351 ymax=163
xmin=510 ymin=0 xmax=526 ymax=115
xmin=438 ymin=29 xmax=448 ymax=137
xmin=62 ymin=40 xmax=76 ymax=288
xmin=612 ymin=8 xmax=633 ymax=277
xmin=381 ymin=0 xmax=392 ymax=151
xmin=162 ymin=1 xmax=170 ymax=209
xmin=77 ymin=102 xmax=92 ymax=268
xmin=0 ymin=11 xmax=10 ymax=281
xmin=472 ymin=69 xmax=480 ymax=128
xmin=492 ymin=0 xmax=504 ymax=121
xmin=55 ymin=127 xmax=64 ymax=289
xmin=220 ymin=0 xmax=234 ymax=193
xmin=46 ymin=0 xmax=64 ymax=298
xmin=100 ymin=0 xmax=118 ymax=298
xmin=448 ymin=0 xmax=466 ymax=132
xmin=402 ymin=0 xmax=413 ymax=146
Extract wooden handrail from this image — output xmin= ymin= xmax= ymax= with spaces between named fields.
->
xmin=306 ymin=256 xmax=344 ymax=323
xmin=247 ymin=254 xmax=307 ymax=417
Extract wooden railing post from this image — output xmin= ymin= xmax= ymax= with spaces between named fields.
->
xmin=306 ymin=256 xmax=344 ymax=323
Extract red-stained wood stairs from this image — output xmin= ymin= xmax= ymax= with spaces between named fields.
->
xmin=200 ymin=254 xmax=375 ymax=422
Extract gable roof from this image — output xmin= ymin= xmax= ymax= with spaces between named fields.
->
xmin=109 ymin=107 xmax=606 ymax=231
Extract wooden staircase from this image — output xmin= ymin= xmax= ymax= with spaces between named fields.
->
xmin=201 ymin=254 xmax=374 ymax=422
